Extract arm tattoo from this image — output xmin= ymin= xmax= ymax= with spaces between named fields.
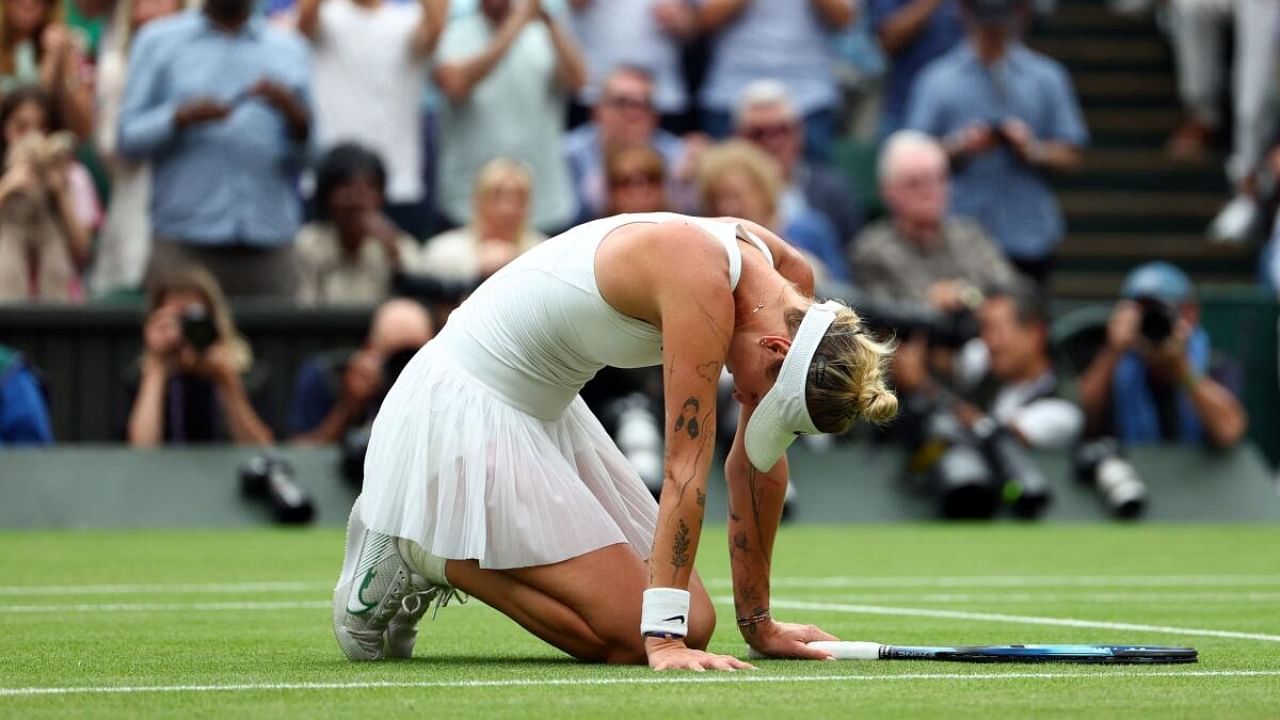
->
xmin=746 ymin=466 xmax=768 ymax=552
xmin=732 ymin=530 xmax=748 ymax=554
xmin=695 ymin=361 xmax=720 ymax=383
xmin=670 ymin=519 xmax=691 ymax=570
xmin=673 ymin=397 xmax=701 ymax=439
xmin=696 ymin=488 xmax=706 ymax=508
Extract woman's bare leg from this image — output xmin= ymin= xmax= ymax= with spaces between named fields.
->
xmin=444 ymin=543 xmax=717 ymax=664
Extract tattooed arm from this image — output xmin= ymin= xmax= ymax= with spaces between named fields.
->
xmin=724 ymin=403 xmax=838 ymax=659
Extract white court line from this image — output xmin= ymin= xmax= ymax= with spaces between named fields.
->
xmin=0 ymin=601 xmax=329 ymax=614
xmin=0 ymin=581 xmax=329 ymax=596
xmin=752 ymin=598 xmax=1280 ymax=644
xmin=2 ymin=670 xmax=1278 ymax=698
xmin=705 ymin=575 xmax=1280 ymax=590
xmin=802 ymin=592 xmax=1280 ymax=604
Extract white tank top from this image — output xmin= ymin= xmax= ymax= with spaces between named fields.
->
xmin=433 ymin=213 xmax=774 ymax=419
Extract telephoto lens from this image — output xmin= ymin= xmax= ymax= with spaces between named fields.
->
xmin=239 ymin=453 xmax=315 ymax=525
xmin=918 ymin=411 xmax=1001 ymax=520
xmin=609 ymin=393 xmax=664 ymax=499
xmin=1074 ymin=439 xmax=1146 ymax=519
xmin=974 ymin=418 xmax=1053 ymax=520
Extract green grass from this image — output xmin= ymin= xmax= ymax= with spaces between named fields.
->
xmin=2 ymin=525 xmax=1279 ymax=718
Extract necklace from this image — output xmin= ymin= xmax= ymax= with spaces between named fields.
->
xmin=752 ymin=287 xmax=766 ymax=314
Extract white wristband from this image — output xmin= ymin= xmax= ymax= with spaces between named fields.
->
xmin=640 ymin=587 xmax=690 ymax=639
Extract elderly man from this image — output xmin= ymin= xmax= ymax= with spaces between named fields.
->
xmin=851 ymin=130 xmax=1015 ymax=310
xmin=563 ymin=66 xmax=688 ymax=222
xmin=905 ymin=0 xmax=1087 ymax=284
xmin=735 ymin=80 xmax=862 ymax=247
xmin=1078 ymin=262 xmax=1247 ymax=449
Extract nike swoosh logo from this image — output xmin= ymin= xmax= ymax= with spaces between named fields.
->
xmin=345 ymin=568 xmax=378 ymax=616
xmin=662 ymin=614 xmax=686 ymax=624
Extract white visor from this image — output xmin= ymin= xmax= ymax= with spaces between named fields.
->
xmin=744 ymin=301 xmax=842 ymax=471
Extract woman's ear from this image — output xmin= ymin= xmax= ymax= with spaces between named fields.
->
xmin=759 ymin=335 xmax=792 ymax=358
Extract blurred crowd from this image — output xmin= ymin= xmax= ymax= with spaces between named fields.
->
xmin=0 ymin=0 xmax=1256 ymax=507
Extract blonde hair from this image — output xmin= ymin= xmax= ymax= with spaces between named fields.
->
xmin=473 ymin=156 xmax=533 ymax=205
xmin=696 ymin=139 xmax=783 ymax=219
xmin=146 ymin=265 xmax=253 ymax=374
xmin=783 ymin=302 xmax=898 ymax=432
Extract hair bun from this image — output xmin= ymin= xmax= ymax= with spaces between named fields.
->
xmin=859 ymin=386 xmax=899 ymax=424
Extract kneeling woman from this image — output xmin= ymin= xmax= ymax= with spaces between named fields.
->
xmin=333 ymin=212 xmax=896 ymax=671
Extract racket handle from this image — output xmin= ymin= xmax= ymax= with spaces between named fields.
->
xmin=808 ymin=641 xmax=884 ymax=660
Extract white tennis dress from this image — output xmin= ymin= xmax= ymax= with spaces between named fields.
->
xmin=360 ymin=213 xmax=773 ymax=569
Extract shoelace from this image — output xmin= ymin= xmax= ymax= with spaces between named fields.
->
xmin=400 ymin=585 xmax=468 ymax=620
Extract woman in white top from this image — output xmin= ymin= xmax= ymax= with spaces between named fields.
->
xmin=333 ymin=212 xmax=897 ymax=671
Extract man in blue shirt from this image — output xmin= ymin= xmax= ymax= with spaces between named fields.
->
xmin=905 ymin=0 xmax=1086 ymax=285
xmin=118 ymin=0 xmax=312 ymax=298
xmin=869 ymin=0 xmax=964 ymax=137
xmin=0 ymin=345 xmax=53 ymax=446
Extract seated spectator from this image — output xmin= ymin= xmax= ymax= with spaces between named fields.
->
xmin=290 ymin=298 xmax=433 ymax=443
xmin=567 ymin=0 xmax=696 ymax=132
xmin=117 ymin=0 xmax=311 ymax=299
xmin=851 ymin=130 xmax=1015 ymax=308
xmin=420 ymin=157 xmax=545 ymax=285
xmin=89 ymin=0 xmax=185 ymax=297
xmin=125 ymin=266 xmax=274 ymax=446
xmin=1078 ymin=262 xmax=1247 ymax=450
xmin=563 ymin=66 xmax=688 ymax=222
xmin=605 ymin=146 xmax=669 ymax=215
xmin=1166 ymin=0 xmax=1280 ymax=244
xmin=697 ymin=139 xmax=849 ymax=283
xmin=0 ymin=343 xmax=53 ymax=445
xmin=696 ymin=0 xmax=856 ymax=161
xmin=433 ymin=0 xmax=585 ymax=235
xmin=906 ymin=0 xmax=1086 ymax=286
xmin=295 ymin=144 xmax=421 ymax=307
xmin=734 ymin=79 xmax=862 ymax=247
xmin=0 ymin=86 xmax=100 ymax=303
xmin=869 ymin=0 xmax=963 ymax=136
xmin=0 ymin=0 xmax=94 ymax=138
xmin=297 ymin=0 xmax=446 ymax=238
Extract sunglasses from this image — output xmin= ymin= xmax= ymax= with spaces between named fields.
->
xmin=603 ymin=95 xmax=653 ymax=113
xmin=743 ymin=122 xmax=797 ymax=143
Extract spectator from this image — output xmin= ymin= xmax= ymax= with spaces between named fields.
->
xmin=0 ymin=0 xmax=94 ymax=139
xmin=290 ymin=297 xmax=433 ymax=443
xmin=124 ymin=266 xmax=274 ymax=446
xmin=697 ymin=139 xmax=849 ymax=283
xmin=420 ymin=157 xmax=545 ymax=285
xmin=851 ymin=130 xmax=1015 ymax=308
xmin=295 ymin=144 xmax=421 ymax=306
xmin=1078 ymin=262 xmax=1248 ymax=450
xmin=0 ymin=86 xmax=99 ymax=303
xmin=117 ymin=0 xmax=312 ymax=299
xmin=88 ymin=0 xmax=185 ymax=298
xmin=297 ymin=0 xmax=447 ymax=238
xmin=605 ymin=145 xmax=670 ymax=215
xmin=0 ymin=343 xmax=53 ymax=445
xmin=563 ymin=66 xmax=690 ymax=222
xmin=695 ymin=0 xmax=855 ymax=161
xmin=735 ymin=79 xmax=862 ymax=247
xmin=869 ymin=0 xmax=963 ymax=136
xmin=1166 ymin=0 xmax=1280 ymax=244
xmin=433 ymin=0 xmax=585 ymax=235
xmin=905 ymin=0 xmax=1086 ymax=286
xmin=567 ymin=0 xmax=696 ymax=132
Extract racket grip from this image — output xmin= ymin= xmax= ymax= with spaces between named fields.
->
xmin=808 ymin=641 xmax=884 ymax=660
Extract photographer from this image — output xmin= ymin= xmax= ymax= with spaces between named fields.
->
xmin=124 ymin=266 xmax=274 ymax=447
xmin=1078 ymin=262 xmax=1247 ymax=450
xmin=289 ymin=297 xmax=433 ymax=444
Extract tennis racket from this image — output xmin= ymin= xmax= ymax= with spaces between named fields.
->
xmin=750 ymin=641 xmax=1198 ymax=664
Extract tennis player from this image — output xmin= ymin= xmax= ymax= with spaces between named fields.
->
xmin=333 ymin=212 xmax=897 ymax=671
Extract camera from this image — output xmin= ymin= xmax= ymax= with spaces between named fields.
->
xmin=180 ymin=304 xmax=218 ymax=352
xmin=1135 ymin=296 xmax=1177 ymax=345
xmin=239 ymin=452 xmax=315 ymax=524
xmin=1074 ymin=438 xmax=1146 ymax=519
xmin=606 ymin=393 xmax=665 ymax=499
xmin=834 ymin=289 xmax=980 ymax=350
xmin=337 ymin=347 xmax=419 ymax=487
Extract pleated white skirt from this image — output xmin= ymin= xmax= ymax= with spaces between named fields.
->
xmin=358 ymin=342 xmax=659 ymax=570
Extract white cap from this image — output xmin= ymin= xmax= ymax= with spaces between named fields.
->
xmin=744 ymin=301 xmax=842 ymax=471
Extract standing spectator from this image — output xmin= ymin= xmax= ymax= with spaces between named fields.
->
xmin=433 ymin=0 xmax=585 ymax=235
xmin=297 ymin=0 xmax=447 ymax=238
xmin=735 ymin=79 xmax=862 ymax=247
xmin=851 ymin=130 xmax=1015 ymax=308
xmin=420 ymin=157 xmax=545 ymax=285
xmin=1078 ymin=262 xmax=1247 ymax=450
xmin=563 ymin=66 xmax=688 ymax=222
xmin=88 ymin=0 xmax=185 ymax=298
xmin=117 ymin=0 xmax=312 ymax=299
xmin=605 ymin=145 xmax=670 ymax=215
xmin=906 ymin=0 xmax=1086 ymax=286
xmin=1166 ymin=0 xmax=1280 ymax=244
xmin=0 ymin=343 xmax=53 ymax=446
xmin=0 ymin=87 xmax=99 ymax=303
xmin=0 ymin=0 xmax=95 ymax=139
xmin=869 ymin=0 xmax=963 ymax=137
xmin=698 ymin=139 xmax=849 ymax=283
xmin=567 ymin=0 xmax=696 ymax=132
xmin=295 ymin=144 xmax=421 ymax=307
xmin=695 ymin=0 xmax=855 ymax=160
xmin=124 ymin=266 xmax=275 ymax=446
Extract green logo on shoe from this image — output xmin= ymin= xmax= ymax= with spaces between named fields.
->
xmin=346 ymin=569 xmax=378 ymax=615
